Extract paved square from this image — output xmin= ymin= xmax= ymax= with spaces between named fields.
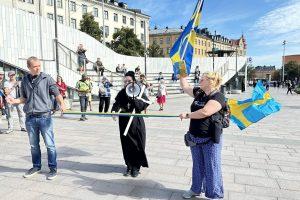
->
xmin=0 ymin=87 xmax=299 ymax=200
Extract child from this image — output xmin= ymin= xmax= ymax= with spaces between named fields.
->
xmin=156 ymin=80 xmax=167 ymax=111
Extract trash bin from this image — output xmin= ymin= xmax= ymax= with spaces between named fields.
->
xmin=220 ymin=85 xmax=226 ymax=94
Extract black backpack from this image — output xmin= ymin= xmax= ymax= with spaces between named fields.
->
xmin=220 ymin=101 xmax=230 ymax=128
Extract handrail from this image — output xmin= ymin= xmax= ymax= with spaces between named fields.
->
xmin=57 ymin=41 xmax=124 ymax=78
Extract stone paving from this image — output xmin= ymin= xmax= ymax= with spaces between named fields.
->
xmin=0 ymin=87 xmax=299 ymax=200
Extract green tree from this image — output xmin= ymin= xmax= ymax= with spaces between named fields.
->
xmin=147 ymin=41 xmax=164 ymax=57
xmin=272 ymin=69 xmax=281 ymax=81
xmin=247 ymin=65 xmax=256 ymax=80
xmin=80 ymin=13 xmax=102 ymax=41
xmin=110 ymin=27 xmax=145 ymax=56
xmin=284 ymin=61 xmax=300 ymax=80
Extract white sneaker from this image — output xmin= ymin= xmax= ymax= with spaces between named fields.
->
xmin=5 ymin=129 xmax=13 ymax=134
xmin=182 ymin=190 xmax=200 ymax=199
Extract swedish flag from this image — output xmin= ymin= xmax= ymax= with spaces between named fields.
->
xmin=169 ymin=0 xmax=204 ymax=76
xmin=228 ymin=81 xmax=281 ymax=130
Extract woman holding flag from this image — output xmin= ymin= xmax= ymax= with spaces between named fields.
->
xmin=179 ymin=72 xmax=225 ymax=199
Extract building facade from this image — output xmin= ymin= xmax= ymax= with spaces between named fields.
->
xmin=2 ymin=0 xmax=150 ymax=45
xmin=149 ymin=27 xmax=247 ymax=58
xmin=283 ymin=54 xmax=300 ymax=65
xmin=253 ymin=65 xmax=276 ymax=81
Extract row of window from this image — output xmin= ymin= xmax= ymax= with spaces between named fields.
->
xmin=46 ymin=1 xmax=145 ymax=28
xmin=194 ymin=48 xmax=207 ymax=56
xmin=195 ymin=39 xmax=211 ymax=48
xmin=46 ymin=13 xmax=145 ymax=41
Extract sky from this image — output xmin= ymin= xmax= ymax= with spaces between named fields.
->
xmin=125 ymin=0 xmax=300 ymax=68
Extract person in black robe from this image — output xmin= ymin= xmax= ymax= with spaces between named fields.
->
xmin=111 ymin=71 xmax=149 ymax=177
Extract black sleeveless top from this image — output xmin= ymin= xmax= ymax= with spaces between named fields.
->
xmin=189 ymin=87 xmax=225 ymax=137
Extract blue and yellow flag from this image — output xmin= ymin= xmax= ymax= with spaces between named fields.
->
xmin=169 ymin=0 xmax=204 ymax=76
xmin=228 ymin=81 xmax=281 ymax=130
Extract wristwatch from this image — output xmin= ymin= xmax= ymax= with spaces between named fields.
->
xmin=185 ymin=113 xmax=190 ymax=119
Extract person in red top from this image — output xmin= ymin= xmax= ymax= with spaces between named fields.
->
xmin=56 ymin=76 xmax=67 ymax=99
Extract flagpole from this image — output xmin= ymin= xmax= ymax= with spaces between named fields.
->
xmin=180 ymin=0 xmax=202 ymax=61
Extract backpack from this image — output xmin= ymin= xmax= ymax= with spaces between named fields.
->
xmin=220 ymin=101 xmax=230 ymax=128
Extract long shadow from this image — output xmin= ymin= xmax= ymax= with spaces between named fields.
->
xmin=70 ymin=173 xmax=199 ymax=200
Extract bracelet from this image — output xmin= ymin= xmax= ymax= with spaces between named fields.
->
xmin=185 ymin=113 xmax=190 ymax=119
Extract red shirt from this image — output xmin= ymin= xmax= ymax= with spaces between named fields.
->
xmin=56 ymin=81 xmax=67 ymax=97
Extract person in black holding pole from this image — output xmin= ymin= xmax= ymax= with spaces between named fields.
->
xmin=111 ymin=71 xmax=149 ymax=178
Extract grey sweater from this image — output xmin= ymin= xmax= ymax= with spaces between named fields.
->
xmin=21 ymin=72 xmax=60 ymax=115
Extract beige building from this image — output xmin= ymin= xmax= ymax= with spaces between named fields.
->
xmin=149 ymin=27 xmax=247 ymax=58
xmin=2 ymin=0 xmax=150 ymax=45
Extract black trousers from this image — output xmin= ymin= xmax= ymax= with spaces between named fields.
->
xmin=99 ymin=96 xmax=110 ymax=113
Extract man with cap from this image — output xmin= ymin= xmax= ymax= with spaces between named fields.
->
xmin=4 ymin=71 xmax=26 ymax=134
xmin=6 ymin=56 xmax=66 ymax=180
xmin=76 ymin=73 xmax=92 ymax=121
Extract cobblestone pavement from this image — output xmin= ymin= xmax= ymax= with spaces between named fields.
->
xmin=0 ymin=87 xmax=299 ymax=200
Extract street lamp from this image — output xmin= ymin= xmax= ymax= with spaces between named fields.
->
xmin=54 ymin=0 xmax=59 ymax=76
xmin=282 ymin=40 xmax=287 ymax=82
xmin=101 ymin=0 xmax=106 ymax=45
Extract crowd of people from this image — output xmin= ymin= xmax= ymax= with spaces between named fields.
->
xmin=2 ymin=54 xmax=299 ymax=200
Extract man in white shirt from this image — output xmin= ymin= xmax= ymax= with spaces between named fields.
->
xmin=4 ymin=71 xmax=26 ymax=134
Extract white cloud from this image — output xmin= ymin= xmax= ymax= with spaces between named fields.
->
xmin=252 ymin=0 xmax=300 ymax=36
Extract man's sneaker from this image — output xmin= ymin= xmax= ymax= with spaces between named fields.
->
xmin=84 ymin=116 xmax=88 ymax=120
xmin=79 ymin=117 xmax=85 ymax=121
xmin=5 ymin=129 xmax=13 ymax=134
xmin=23 ymin=167 xmax=41 ymax=178
xmin=47 ymin=168 xmax=57 ymax=180
xmin=21 ymin=128 xmax=27 ymax=132
xmin=182 ymin=190 xmax=200 ymax=199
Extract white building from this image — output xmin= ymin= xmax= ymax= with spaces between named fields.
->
xmin=1 ymin=0 xmax=150 ymax=45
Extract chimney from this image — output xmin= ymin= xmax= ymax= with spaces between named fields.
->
xmin=154 ymin=25 xmax=158 ymax=30
xmin=166 ymin=26 xmax=169 ymax=30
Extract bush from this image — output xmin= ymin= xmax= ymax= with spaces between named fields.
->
xmin=294 ymin=87 xmax=300 ymax=94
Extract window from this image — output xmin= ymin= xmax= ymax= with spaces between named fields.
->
xmin=70 ymin=1 xmax=76 ymax=11
xmin=71 ymin=18 xmax=76 ymax=29
xmin=141 ymin=21 xmax=144 ymax=28
xmin=104 ymin=11 xmax=109 ymax=20
xmin=130 ymin=18 xmax=134 ymax=26
xmin=122 ymin=16 xmax=126 ymax=24
xmin=166 ymin=37 xmax=171 ymax=44
xmin=160 ymin=38 xmax=163 ymax=44
xmin=114 ymin=13 xmax=118 ymax=22
xmin=93 ymin=8 xmax=98 ymax=17
xmin=58 ymin=15 xmax=63 ymax=24
xmin=104 ymin=26 xmax=109 ymax=38
xmin=153 ymin=38 xmax=157 ymax=44
xmin=47 ymin=0 xmax=53 ymax=6
xmin=57 ymin=0 xmax=62 ymax=8
xmin=27 ymin=0 xmax=34 ymax=4
xmin=167 ymin=47 xmax=170 ymax=53
xmin=47 ymin=13 xmax=53 ymax=20
xmin=82 ymin=4 xmax=87 ymax=14
xmin=194 ymin=48 xmax=197 ymax=55
xmin=141 ymin=33 xmax=144 ymax=41
xmin=114 ymin=28 xmax=119 ymax=33
xmin=198 ymin=49 xmax=201 ymax=55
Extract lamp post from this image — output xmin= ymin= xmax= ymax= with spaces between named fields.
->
xmin=282 ymin=40 xmax=286 ymax=82
xmin=212 ymin=30 xmax=216 ymax=71
xmin=144 ymin=21 xmax=147 ymax=76
xmin=54 ymin=0 xmax=59 ymax=76
xmin=102 ymin=0 xmax=106 ymax=45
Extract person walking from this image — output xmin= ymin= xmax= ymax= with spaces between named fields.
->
xmin=287 ymin=80 xmax=293 ymax=95
xmin=6 ymin=56 xmax=66 ymax=180
xmin=3 ymin=71 xmax=26 ymax=134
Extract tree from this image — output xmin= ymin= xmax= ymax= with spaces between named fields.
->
xmin=147 ymin=41 xmax=164 ymax=57
xmin=272 ymin=69 xmax=281 ymax=81
xmin=110 ymin=27 xmax=145 ymax=56
xmin=247 ymin=65 xmax=256 ymax=80
xmin=80 ymin=13 xmax=102 ymax=41
xmin=284 ymin=61 xmax=300 ymax=80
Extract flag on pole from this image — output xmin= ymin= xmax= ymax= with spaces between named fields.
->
xmin=169 ymin=0 xmax=204 ymax=76
xmin=228 ymin=81 xmax=281 ymax=130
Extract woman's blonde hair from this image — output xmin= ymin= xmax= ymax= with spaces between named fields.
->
xmin=202 ymin=72 xmax=223 ymax=90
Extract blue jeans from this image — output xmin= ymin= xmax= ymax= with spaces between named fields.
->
xmin=25 ymin=115 xmax=57 ymax=169
xmin=79 ymin=96 xmax=88 ymax=118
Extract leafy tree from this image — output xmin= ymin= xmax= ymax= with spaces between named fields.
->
xmin=247 ymin=65 xmax=255 ymax=80
xmin=284 ymin=61 xmax=300 ymax=80
xmin=110 ymin=27 xmax=145 ymax=56
xmin=80 ymin=13 xmax=102 ymax=41
xmin=147 ymin=41 xmax=164 ymax=57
